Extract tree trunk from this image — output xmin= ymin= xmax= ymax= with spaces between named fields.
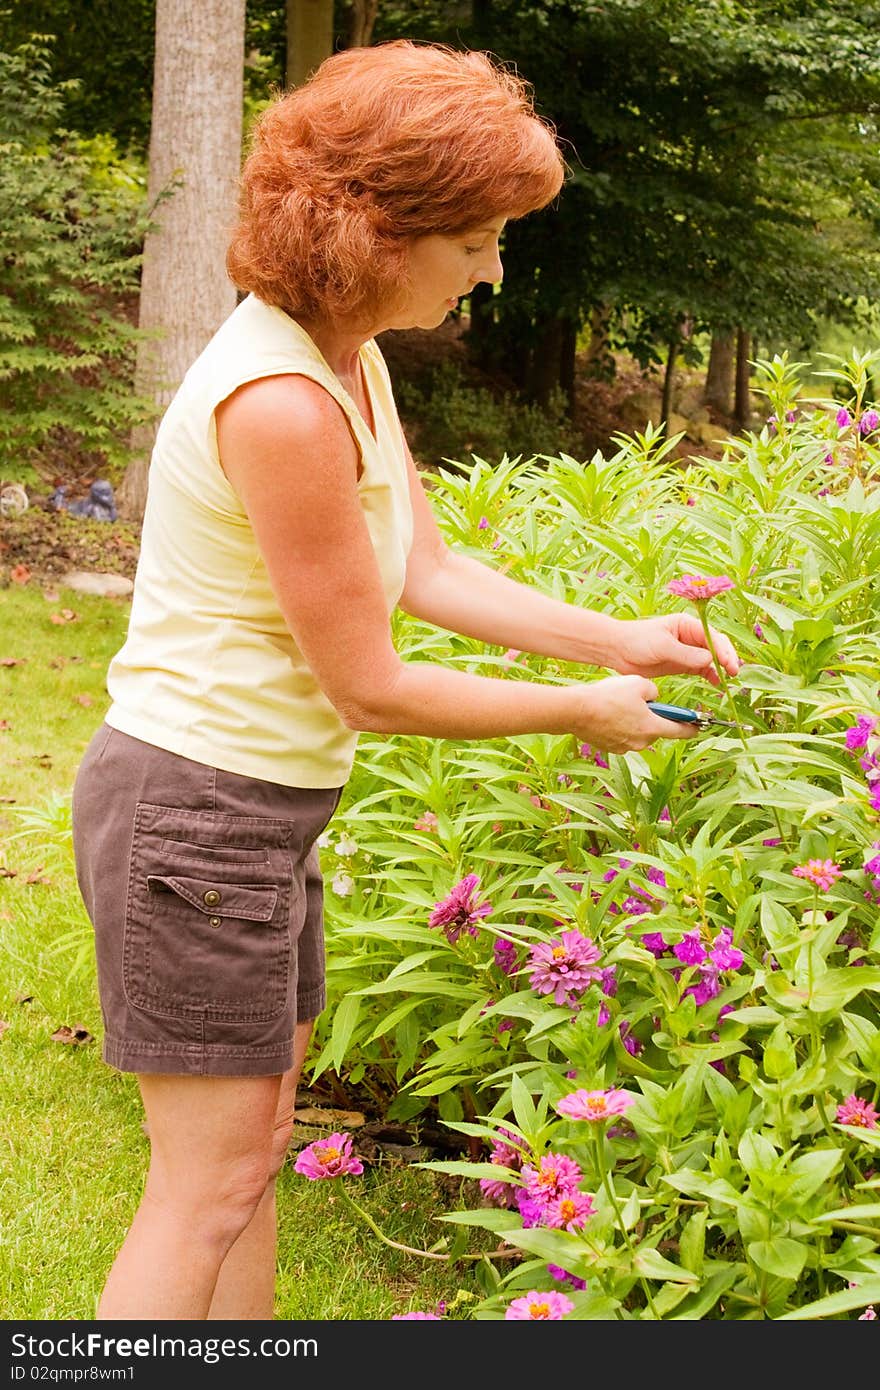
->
xmin=465 ymin=280 xmax=494 ymax=366
xmin=703 ymin=329 xmax=734 ymax=416
xmin=286 ymin=0 xmax=334 ymax=87
xmin=584 ymin=303 xmax=611 ymax=378
xmin=734 ymin=327 xmax=752 ymax=430
xmin=661 ymin=332 xmax=679 ymax=435
xmin=526 ymin=315 xmax=563 ymax=408
xmin=118 ymin=0 xmax=245 ymax=523
xmin=347 ymin=0 xmax=379 ymax=47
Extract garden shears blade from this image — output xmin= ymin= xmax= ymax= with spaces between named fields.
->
xmin=647 ymin=701 xmax=754 ymax=732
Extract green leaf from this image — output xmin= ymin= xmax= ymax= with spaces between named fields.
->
xmin=748 ymin=1238 xmax=808 ymax=1281
xmin=776 ymin=1277 xmax=880 ymax=1320
xmin=329 ymin=993 xmax=362 ymax=1073
xmin=634 ymin=1247 xmax=699 ymax=1284
xmin=808 ymin=968 xmax=880 ymax=1011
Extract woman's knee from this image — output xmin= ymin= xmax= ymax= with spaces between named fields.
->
xmin=144 ymin=1148 xmax=274 ymax=1245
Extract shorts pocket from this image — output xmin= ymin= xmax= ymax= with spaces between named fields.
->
xmin=123 ymin=804 xmax=294 ymax=1023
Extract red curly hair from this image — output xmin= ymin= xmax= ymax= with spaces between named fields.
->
xmin=226 ymin=39 xmax=565 ymax=324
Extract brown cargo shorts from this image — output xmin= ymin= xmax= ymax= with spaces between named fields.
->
xmin=71 ymin=724 xmax=344 ymax=1077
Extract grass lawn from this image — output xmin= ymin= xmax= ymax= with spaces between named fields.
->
xmin=0 ymin=583 xmax=484 ymax=1321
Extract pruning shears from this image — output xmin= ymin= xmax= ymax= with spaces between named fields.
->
xmin=647 ymin=701 xmax=754 ymax=732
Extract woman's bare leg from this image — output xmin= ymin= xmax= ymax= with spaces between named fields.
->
xmin=207 ymin=1020 xmax=314 ymax=1320
xmin=97 ymin=1072 xmax=282 ymax=1321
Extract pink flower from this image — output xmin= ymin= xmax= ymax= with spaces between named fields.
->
xmin=523 ymin=929 xmax=602 ymax=1007
xmin=836 ymin=407 xmax=852 ymax=429
xmin=493 ymin=937 xmax=519 ymax=975
xmin=479 ymin=1127 xmax=527 ymax=1209
xmin=846 ymin=715 xmax=878 ymax=751
xmin=505 ymin=1291 xmax=574 ymax=1320
xmin=521 ymin=1152 xmax=584 ymax=1202
xmin=792 ymin=858 xmax=843 ymax=892
xmin=667 ymin=574 xmax=735 ymax=602
xmin=414 ymin=810 xmax=439 ymax=832
xmin=293 ymin=1132 xmax=363 ymax=1179
xmin=542 ymin=1190 xmax=596 ymax=1231
xmin=548 ymin=1264 xmax=587 ymax=1291
xmin=428 ymin=872 xmax=491 ymax=943
xmin=557 ymin=1087 xmax=636 ymax=1122
xmin=836 ymin=1094 xmax=879 ymax=1130
xmin=859 ymin=1306 xmax=878 ymax=1320
xmin=709 ymin=927 xmax=743 ymax=971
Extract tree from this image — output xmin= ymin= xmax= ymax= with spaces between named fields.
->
xmin=286 ymin=0 xmax=333 ymax=86
xmin=117 ymin=0 xmax=246 ymax=520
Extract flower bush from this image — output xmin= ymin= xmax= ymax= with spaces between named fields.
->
xmin=314 ymin=348 xmax=880 ymax=1319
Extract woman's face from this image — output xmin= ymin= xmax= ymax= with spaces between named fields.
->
xmin=391 ymin=222 xmax=506 ymax=330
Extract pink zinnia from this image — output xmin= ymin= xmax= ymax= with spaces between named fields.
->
xmin=542 ymin=1190 xmax=596 ymax=1232
xmin=505 ymin=1290 xmax=574 ymax=1320
xmin=293 ymin=1132 xmax=363 ymax=1179
xmin=479 ymin=1127 xmax=527 ymax=1209
xmin=524 ymin=929 xmax=602 ymax=1007
xmin=792 ymin=858 xmax=843 ymax=892
xmin=428 ymin=872 xmax=491 ymax=943
xmin=667 ymin=574 xmax=735 ymax=602
xmin=521 ymin=1152 xmax=584 ymax=1202
xmin=836 ymin=1094 xmax=879 ymax=1130
xmin=557 ymin=1087 xmax=636 ymax=1122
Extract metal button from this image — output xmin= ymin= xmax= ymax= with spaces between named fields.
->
xmin=203 ymin=889 xmax=221 ymax=907
xmin=209 ymin=915 xmax=222 ymax=928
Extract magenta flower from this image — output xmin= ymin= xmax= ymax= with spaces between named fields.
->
xmin=619 ymin=1020 xmax=643 ymax=1055
xmin=836 ymin=406 xmax=852 ymax=429
xmin=673 ymin=930 xmax=707 ymax=965
xmin=710 ymin=927 xmax=744 ymax=971
xmin=557 ymin=1087 xmax=636 ymax=1122
xmin=667 ymin=574 xmax=735 ymax=602
xmin=597 ymin=1002 xmax=610 ymax=1027
xmin=391 ymin=1311 xmax=441 ymax=1319
xmin=792 ymin=858 xmax=843 ymax=892
xmin=542 ymin=1190 xmax=596 ymax=1232
xmin=859 ymin=1306 xmax=878 ymax=1320
xmin=524 ymin=928 xmax=602 ymax=1007
xmin=428 ymin=872 xmax=491 ymax=943
xmin=836 ymin=1094 xmax=879 ymax=1130
xmin=548 ymin=1264 xmax=587 ymax=1291
xmin=859 ymin=410 xmax=879 ymax=435
xmin=293 ymin=1132 xmax=363 ymax=1179
xmin=845 ymin=715 xmax=878 ymax=751
xmin=641 ymin=931 xmax=669 ymax=958
xmin=516 ymin=1191 xmax=545 ymax=1228
xmin=683 ymin=967 xmax=722 ymax=1006
xmin=505 ymin=1290 xmax=574 ymax=1320
xmin=493 ymin=937 xmax=519 ymax=975
xmin=521 ymin=1152 xmax=584 ymax=1203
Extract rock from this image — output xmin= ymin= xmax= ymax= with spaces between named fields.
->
xmin=619 ymin=388 xmax=664 ymax=429
xmin=692 ymin=422 xmax=731 ymax=446
xmin=665 ymin=412 xmax=690 ymax=439
xmin=60 ymin=570 xmax=133 ymax=598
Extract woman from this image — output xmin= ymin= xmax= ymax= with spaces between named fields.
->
xmin=72 ymin=39 xmax=739 ymax=1321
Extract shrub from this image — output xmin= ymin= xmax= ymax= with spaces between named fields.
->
xmin=0 ymin=37 xmax=155 ymax=487
xmin=395 ymin=359 xmax=584 ymax=471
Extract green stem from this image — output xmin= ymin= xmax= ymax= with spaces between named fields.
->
xmin=697 ymin=607 xmax=788 ymax=847
xmin=594 ymin=1129 xmax=660 ymax=1320
xmin=334 ymin=1179 xmax=450 ymax=1260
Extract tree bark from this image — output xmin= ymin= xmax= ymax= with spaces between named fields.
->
xmin=347 ymin=0 xmax=379 ymax=47
xmin=703 ymin=329 xmax=734 ymax=416
xmin=286 ymin=0 xmax=334 ymax=87
xmin=559 ymin=317 xmax=577 ymax=414
xmin=661 ymin=332 xmax=679 ymax=434
xmin=584 ymin=303 xmax=612 ymax=378
xmin=118 ymin=0 xmax=246 ymax=523
xmin=526 ymin=314 xmax=563 ymax=408
xmin=734 ymin=327 xmax=752 ymax=429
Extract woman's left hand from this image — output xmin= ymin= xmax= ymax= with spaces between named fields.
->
xmin=610 ymin=613 xmax=740 ymax=686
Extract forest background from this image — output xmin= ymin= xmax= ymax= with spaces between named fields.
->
xmin=3 ymin=0 xmax=880 ymax=530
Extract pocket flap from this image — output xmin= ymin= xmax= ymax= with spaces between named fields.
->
xmin=146 ymin=874 xmax=279 ymax=923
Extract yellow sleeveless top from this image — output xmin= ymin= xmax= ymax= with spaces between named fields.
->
xmin=105 ymin=293 xmax=414 ymax=787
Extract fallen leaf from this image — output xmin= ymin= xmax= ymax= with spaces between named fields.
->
xmin=0 ymin=657 xmax=25 ymax=667
xmin=0 ymin=1020 xmax=8 ymax=1038
xmin=74 ymin=693 xmax=93 ymax=706
xmin=10 ymin=563 xmax=31 ymax=585
xmin=293 ymin=1105 xmax=366 ymax=1128
xmin=15 ymin=993 xmax=33 ymax=1005
xmin=42 ymin=588 xmax=60 ymax=603
xmin=50 ymin=609 xmax=78 ymax=625
xmin=0 ymin=867 xmax=16 ymax=879
xmin=50 ymin=1025 xmax=94 ymax=1046
xmin=25 ymin=866 xmax=52 ymax=885
xmin=0 ymin=720 xmax=10 ymax=731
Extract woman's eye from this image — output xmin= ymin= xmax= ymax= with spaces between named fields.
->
xmin=464 ymin=245 xmax=482 ymax=255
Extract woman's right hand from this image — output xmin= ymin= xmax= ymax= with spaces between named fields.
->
xmin=571 ymin=674 xmax=699 ymax=753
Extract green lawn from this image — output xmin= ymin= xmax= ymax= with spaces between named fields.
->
xmin=0 ymin=583 xmax=483 ymax=1320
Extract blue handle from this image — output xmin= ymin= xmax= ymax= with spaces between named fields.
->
xmin=646 ymin=701 xmax=700 ymax=724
